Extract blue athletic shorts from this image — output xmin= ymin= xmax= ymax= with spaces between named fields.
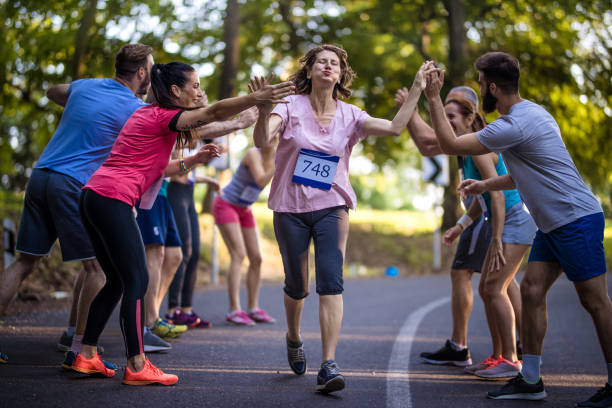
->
xmin=16 ymin=168 xmax=95 ymax=261
xmin=528 ymin=212 xmax=606 ymax=282
xmin=136 ymin=195 xmax=182 ymax=247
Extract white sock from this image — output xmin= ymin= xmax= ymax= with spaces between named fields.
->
xmin=66 ymin=326 xmax=75 ymax=337
xmin=607 ymin=362 xmax=612 ymax=386
xmin=71 ymin=334 xmax=83 ymax=353
xmin=449 ymin=339 xmax=467 ymax=351
xmin=521 ymin=354 xmax=541 ymax=383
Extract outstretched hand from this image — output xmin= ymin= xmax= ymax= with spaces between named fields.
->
xmin=413 ymin=61 xmax=439 ymax=92
xmin=457 ymin=179 xmax=486 ymax=198
xmin=193 ymin=143 xmax=220 ymax=165
xmin=442 ymin=225 xmax=462 ymax=246
xmin=394 ymin=87 xmax=409 ymax=106
xmin=248 ymin=73 xmax=295 ymax=114
xmin=424 ymin=68 xmax=445 ymax=100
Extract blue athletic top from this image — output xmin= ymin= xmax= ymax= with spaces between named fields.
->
xmin=36 ymin=78 xmax=146 ymax=185
xmin=221 ymin=153 xmax=263 ymax=207
xmin=463 ymin=154 xmax=521 ymax=215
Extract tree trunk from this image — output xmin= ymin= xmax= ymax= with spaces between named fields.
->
xmin=218 ymin=0 xmax=240 ymax=100
xmin=441 ymin=0 xmax=468 ymax=230
xmin=202 ymin=0 xmax=241 ymax=214
xmin=71 ymin=0 xmax=97 ymax=79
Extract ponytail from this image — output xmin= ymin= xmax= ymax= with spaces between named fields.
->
xmin=150 ymin=62 xmax=198 ymax=149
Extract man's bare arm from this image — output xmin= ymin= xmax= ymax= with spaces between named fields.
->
xmin=47 ymin=84 xmax=70 ymax=107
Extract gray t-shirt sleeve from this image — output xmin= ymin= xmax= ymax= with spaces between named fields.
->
xmin=477 ymin=116 xmax=524 ymax=153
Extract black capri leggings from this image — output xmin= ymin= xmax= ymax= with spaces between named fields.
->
xmin=273 ymin=206 xmax=349 ymax=300
xmin=167 ymin=181 xmax=200 ymax=309
xmin=79 ymin=189 xmax=149 ymax=359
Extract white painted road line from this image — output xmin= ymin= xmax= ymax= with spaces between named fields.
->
xmin=386 ymin=296 xmax=451 ymax=408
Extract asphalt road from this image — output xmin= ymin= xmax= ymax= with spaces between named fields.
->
xmin=0 ymin=272 xmax=610 ymax=408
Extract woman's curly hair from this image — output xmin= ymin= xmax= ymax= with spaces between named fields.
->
xmin=289 ymin=44 xmax=355 ymax=99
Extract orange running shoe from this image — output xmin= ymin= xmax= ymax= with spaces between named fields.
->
xmin=72 ymin=353 xmax=116 ymax=377
xmin=122 ymin=358 xmax=178 ymax=386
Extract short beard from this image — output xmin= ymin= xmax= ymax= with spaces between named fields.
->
xmin=136 ymin=77 xmax=151 ymax=97
xmin=482 ymin=88 xmax=497 ymax=114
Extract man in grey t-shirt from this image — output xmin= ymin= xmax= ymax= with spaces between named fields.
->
xmin=424 ymin=51 xmax=610 ymax=407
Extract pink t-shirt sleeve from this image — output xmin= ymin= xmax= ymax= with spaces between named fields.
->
xmin=271 ymin=96 xmax=291 ymax=135
xmin=152 ymin=106 xmax=183 ymax=132
xmin=349 ymin=104 xmax=372 ymax=146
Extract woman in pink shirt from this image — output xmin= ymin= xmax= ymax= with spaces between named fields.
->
xmin=253 ymin=44 xmax=435 ymax=393
xmin=73 ymin=61 xmax=294 ymax=386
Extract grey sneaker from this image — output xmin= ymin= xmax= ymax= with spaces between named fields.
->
xmin=143 ymin=327 xmax=172 ymax=352
xmin=57 ymin=330 xmax=104 ymax=354
xmin=286 ymin=334 xmax=306 ymax=375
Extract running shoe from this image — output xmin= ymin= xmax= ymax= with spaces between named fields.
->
xmin=248 ymin=308 xmax=276 ymax=323
xmin=420 ymin=340 xmax=472 ymax=366
xmin=316 ymin=360 xmax=345 ymax=393
xmin=166 ymin=310 xmax=212 ymax=329
xmin=487 ymin=373 xmax=547 ymax=400
xmin=226 ymin=310 xmax=256 ymax=326
xmin=474 ymin=358 xmax=521 ymax=379
xmin=56 ymin=330 xmax=104 ymax=354
xmin=143 ymin=327 xmax=172 ymax=353
xmin=152 ymin=317 xmax=187 ymax=339
xmin=464 ymin=355 xmax=499 ymax=374
xmin=122 ymin=358 xmax=178 ymax=386
xmin=0 ymin=351 xmax=7 ymax=364
xmin=576 ymin=383 xmax=612 ymax=407
xmin=72 ymin=353 xmax=115 ymax=377
xmin=62 ymin=351 xmax=117 ymax=371
xmin=286 ymin=334 xmax=306 ymax=375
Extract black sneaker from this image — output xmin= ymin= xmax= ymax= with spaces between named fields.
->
xmin=487 ymin=373 xmax=547 ymax=400
xmin=316 ymin=360 xmax=345 ymax=393
xmin=286 ymin=334 xmax=306 ymax=375
xmin=420 ymin=340 xmax=472 ymax=367
xmin=57 ymin=331 xmax=72 ymax=352
xmin=576 ymin=383 xmax=612 ymax=407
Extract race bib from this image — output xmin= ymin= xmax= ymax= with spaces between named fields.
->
xmin=292 ymin=148 xmax=339 ymax=191
xmin=237 ymin=183 xmax=262 ymax=206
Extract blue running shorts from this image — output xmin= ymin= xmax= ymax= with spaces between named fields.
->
xmin=528 ymin=212 xmax=606 ymax=282
xmin=136 ymin=195 xmax=182 ymax=247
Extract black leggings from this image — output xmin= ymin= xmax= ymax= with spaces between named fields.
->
xmin=167 ymin=181 xmax=200 ymax=309
xmin=79 ymin=189 xmax=149 ymax=358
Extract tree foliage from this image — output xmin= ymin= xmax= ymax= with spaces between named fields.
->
xmin=1 ymin=0 xmax=610 ymax=205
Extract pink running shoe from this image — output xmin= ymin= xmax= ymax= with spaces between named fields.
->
xmin=474 ymin=358 xmax=522 ymax=379
xmin=464 ymin=355 xmax=500 ymax=374
xmin=226 ymin=310 xmax=256 ymax=326
xmin=248 ymin=308 xmax=276 ymax=323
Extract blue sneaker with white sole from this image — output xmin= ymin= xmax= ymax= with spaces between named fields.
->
xmin=316 ymin=360 xmax=345 ymax=393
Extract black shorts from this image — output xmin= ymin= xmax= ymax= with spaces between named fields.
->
xmin=451 ymin=215 xmax=492 ymax=273
xmin=16 ymin=168 xmax=95 ymax=261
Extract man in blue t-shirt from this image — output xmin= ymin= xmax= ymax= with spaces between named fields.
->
xmin=0 ymin=43 xmax=153 ymax=363
xmin=424 ymin=51 xmax=610 ymax=407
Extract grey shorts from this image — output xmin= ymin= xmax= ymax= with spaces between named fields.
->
xmin=452 ymin=215 xmax=492 ymax=272
xmin=273 ymin=206 xmax=349 ymax=299
xmin=502 ymin=203 xmax=537 ymax=245
xmin=16 ymin=168 xmax=95 ymax=261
